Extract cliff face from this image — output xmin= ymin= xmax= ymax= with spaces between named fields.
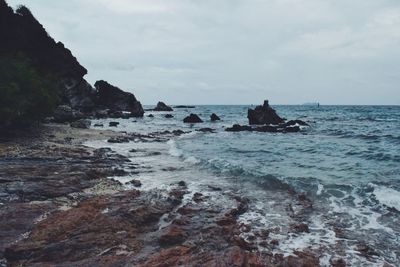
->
xmin=0 ymin=0 xmax=143 ymax=116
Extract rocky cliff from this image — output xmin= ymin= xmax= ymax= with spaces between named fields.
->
xmin=0 ymin=0 xmax=143 ymax=117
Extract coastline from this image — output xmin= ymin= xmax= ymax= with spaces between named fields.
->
xmin=0 ymin=123 xmax=322 ymax=267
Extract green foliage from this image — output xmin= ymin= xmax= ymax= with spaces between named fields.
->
xmin=0 ymin=53 xmax=59 ymax=128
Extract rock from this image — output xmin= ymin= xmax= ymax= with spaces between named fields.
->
xmin=196 ymin=128 xmax=216 ymax=133
xmin=107 ymin=136 xmax=129 ymax=143
xmin=291 ymin=223 xmax=310 ymax=233
xmin=93 ymin=123 xmax=103 ymax=127
xmin=154 ymin=102 xmax=173 ymax=112
xmin=94 ymin=80 xmax=144 ymax=117
xmin=127 ymin=179 xmax=142 ymax=187
xmin=70 ymin=119 xmax=91 ymax=129
xmin=53 ymin=105 xmax=79 ymax=123
xmin=183 ymin=114 xmax=203 ymax=123
xmin=330 ymin=257 xmax=346 ymax=267
xmin=178 ymin=181 xmax=187 ymax=187
xmin=210 ymin=113 xmax=221 ymax=121
xmin=208 ymin=185 xmax=222 ymax=191
xmin=225 ymin=124 xmax=253 ymax=132
xmin=248 ymin=100 xmax=284 ymax=125
xmin=165 ymin=114 xmax=174 ymax=118
xmin=148 ymin=114 xmax=154 ymax=118
xmin=285 ymin=119 xmax=309 ymax=127
xmin=158 ymin=225 xmax=189 ymax=246
xmin=172 ymin=130 xmax=186 ymax=136
xmin=109 ymin=121 xmax=119 ymax=127
xmin=174 ymin=105 xmax=195 ymax=109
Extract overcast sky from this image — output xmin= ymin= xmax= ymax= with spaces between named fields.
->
xmin=7 ymin=0 xmax=400 ymax=105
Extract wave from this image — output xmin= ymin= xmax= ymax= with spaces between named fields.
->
xmin=369 ymin=183 xmax=400 ymax=211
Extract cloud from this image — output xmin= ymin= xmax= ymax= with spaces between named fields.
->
xmin=5 ymin=0 xmax=400 ymax=104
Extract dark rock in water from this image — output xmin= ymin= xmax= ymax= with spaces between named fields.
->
xmin=174 ymin=105 xmax=195 ymax=109
xmin=93 ymin=123 xmax=103 ymax=127
xmin=285 ymin=120 xmax=309 ymax=127
xmin=94 ymin=80 xmax=144 ymax=117
xmin=127 ymin=179 xmax=142 ymax=188
xmin=165 ymin=114 xmax=174 ymax=118
xmin=248 ymin=100 xmax=284 ymax=125
xmin=109 ymin=121 xmax=119 ymax=127
xmin=225 ymin=124 xmax=253 ymax=132
xmin=196 ymin=128 xmax=216 ymax=133
xmin=107 ymin=136 xmax=129 ymax=143
xmin=284 ymin=126 xmax=301 ymax=132
xmin=291 ymin=223 xmax=310 ymax=233
xmin=208 ymin=185 xmax=222 ymax=191
xmin=210 ymin=113 xmax=221 ymax=121
xmin=70 ymin=119 xmax=91 ymax=129
xmin=178 ymin=181 xmax=186 ymax=187
xmin=154 ymin=101 xmax=173 ymax=112
xmin=183 ymin=114 xmax=203 ymax=123
xmin=330 ymin=257 xmax=346 ymax=267
xmin=148 ymin=114 xmax=154 ymax=118
xmin=172 ymin=130 xmax=186 ymax=136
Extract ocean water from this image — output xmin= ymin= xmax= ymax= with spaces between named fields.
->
xmin=88 ymin=105 xmax=400 ymax=266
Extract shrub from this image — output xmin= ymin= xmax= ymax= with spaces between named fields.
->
xmin=0 ymin=53 xmax=58 ymax=128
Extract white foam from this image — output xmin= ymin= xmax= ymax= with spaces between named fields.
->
xmin=317 ymin=183 xmax=324 ymax=195
xmin=167 ymin=139 xmax=183 ymax=157
xmin=371 ymin=184 xmax=400 ymax=211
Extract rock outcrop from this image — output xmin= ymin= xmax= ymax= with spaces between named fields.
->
xmin=210 ymin=113 xmax=221 ymax=121
xmin=94 ymin=80 xmax=144 ymax=117
xmin=183 ymin=114 xmax=203 ymax=123
xmin=248 ymin=100 xmax=284 ymax=125
xmin=154 ymin=101 xmax=173 ymax=111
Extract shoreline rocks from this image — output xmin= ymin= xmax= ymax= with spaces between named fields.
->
xmin=154 ymin=101 xmax=173 ymax=112
xmin=248 ymin=100 xmax=284 ymax=125
xmin=183 ymin=114 xmax=203 ymax=123
xmin=210 ymin=113 xmax=221 ymax=121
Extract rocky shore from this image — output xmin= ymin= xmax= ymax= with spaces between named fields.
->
xmin=0 ymin=124 xmax=323 ymax=267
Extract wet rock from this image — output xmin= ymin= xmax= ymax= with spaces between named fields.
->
xmin=330 ymin=257 xmax=346 ymax=267
xmin=165 ymin=114 xmax=174 ymax=118
xmin=70 ymin=119 xmax=91 ymax=129
xmin=109 ymin=121 xmax=119 ymax=127
xmin=285 ymin=119 xmax=309 ymax=127
xmin=192 ymin=193 xmax=204 ymax=203
xmin=248 ymin=100 xmax=284 ymax=125
xmin=94 ymin=80 xmax=144 ymax=117
xmin=158 ymin=225 xmax=189 ymax=246
xmin=208 ymin=185 xmax=222 ymax=191
xmin=183 ymin=114 xmax=203 ymax=123
xmin=172 ymin=130 xmax=186 ymax=136
xmin=154 ymin=101 xmax=173 ymax=112
xmin=174 ymin=105 xmax=195 ymax=109
xmin=356 ymin=243 xmax=379 ymax=259
xmin=147 ymin=114 xmax=154 ymax=118
xmin=53 ymin=105 xmax=82 ymax=123
xmin=196 ymin=128 xmax=216 ymax=133
xmin=225 ymin=124 xmax=253 ymax=132
xmin=178 ymin=181 xmax=186 ymax=187
xmin=291 ymin=223 xmax=310 ymax=233
xmin=127 ymin=179 xmax=142 ymax=188
xmin=93 ymin=123 xmax=103 ymax=127
xmin=210 ymin=113 xmax=221 ymax=121
xmin=107 ymin=136 xmax=129 ymax=143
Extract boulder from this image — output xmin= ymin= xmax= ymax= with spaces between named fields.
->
xmin=53 ymin=105 xmax=83 ymax=123
xmin=183 ymin=114 xmax=203 ymax=123
xmin=165 ymin=114 xmax=174 ymax=118
xmin=210 ymin=113 xmax=221 ymax=121
xmin=94 ymin=80 xmax=144 ymax=117
xmin=247 ymin=100 xmax=284 ymax=125
xmin=70 ymin=119 xmax=91 ymax=129
xmin=154 ymin=102 xmax=173 ymax=112
xmin=148 ymin=114 xmax=154 ymax=118
xmin=109 ymin=122 xmax=119 ymax=127
xmin=225 ymin=124 xmax=253 ymax=132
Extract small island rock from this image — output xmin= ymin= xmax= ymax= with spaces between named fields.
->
xmin=183 ymin=114 xmax=203 ymax=123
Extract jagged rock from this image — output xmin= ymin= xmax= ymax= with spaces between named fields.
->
xmin=248 ymin=100 xmax=284 ymax=125
xmin=70 ymin=119 xmax=91 ymax=129
xmin=165 ymin=114 xmax=174 ymax=118
xmin=154 ymin=102 xmax=173 ymax=112
xmin=94 ymin=80 xmax=144 ymax=117
xmin=210 ymin=113 xmax=221 ymax=121
xmin=225 ymin=124 xmax=253 ymax=132
xmin=109 ymin=122 xmax=119 ymax=127
xmin=183 ymin=114 xmax=203 ymax=123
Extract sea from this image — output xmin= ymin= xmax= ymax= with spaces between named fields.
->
xmin=87 ymin=105 xmax=400 ymax=266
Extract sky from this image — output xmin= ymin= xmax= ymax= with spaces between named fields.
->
xmin=7 ymin=0 xmax=400 ymax=105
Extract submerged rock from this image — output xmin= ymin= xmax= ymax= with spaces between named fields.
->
xmin=225 ymin=124 xmax=302 ymax=133
xmin=183 ymin=114 xmax=203 ymax=123
xmin=109 ymin=121 xmax=119 ymax=127
xmin=248 ymin=100 xmax=284 ymax=125
xmin=154 ymin=102 xmax=173 ymax=112
xmin=210 ymin=113 xmax=221 ymax=121
xmin=174 ymin=105 xmax=195 ymax=109
xmin=165 ymin=114 xmax=174 ymax=118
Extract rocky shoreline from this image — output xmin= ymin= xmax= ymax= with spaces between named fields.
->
xmin=0 ymin=123 xmax=325 ymax=267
